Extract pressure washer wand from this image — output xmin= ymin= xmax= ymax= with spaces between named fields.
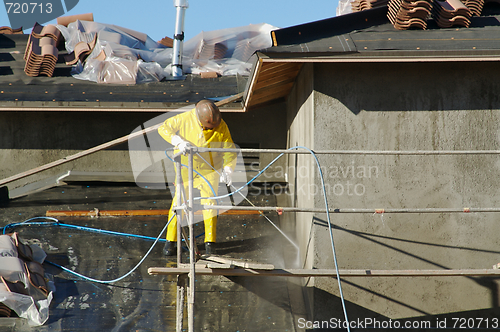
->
xmin=226 ymin=185 xmax=235 ymax=206
xmin=195 ymin=152 xmax=299 ymax=250
xmin=179 ymin=175 xmax=201 ymax=259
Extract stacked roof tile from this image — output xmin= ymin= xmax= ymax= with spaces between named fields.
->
xmin=158 ymin=36 xmax=174 ymax=48
xmin=462 ymin=0 xmax=484 ymax=15
xmin=24 ymin=23 xmax=62 ymax=77
xmin=64 ymin=33 xmax=98 ymax=65
xmin=351 ymin=0 xmax=390 ymax=12
xmin=0 ymin=26 xmax=23 ymax=34
xmin=0 ymin=233 xmax=51 ymax=319
xmin=388 ymin=0 xmax=433 ymax=29
xmin=22 ymin=14 xmax=98 ymax=78
xmin=193 ymin=41 xmax=229 ymax=60
xmin=433 ymin=0 xmax=472 ymax=27
xmin=352 ymin=0 xmax=480 ymax=27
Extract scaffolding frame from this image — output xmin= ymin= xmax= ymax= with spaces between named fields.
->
xmin=161 ymin=146 xmax=500 ymax=332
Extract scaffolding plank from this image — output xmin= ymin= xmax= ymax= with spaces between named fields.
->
xmin=9 ymin=171 xmax=70 ymax=199
xmin=148 ymin=267 xmax=500 ymax=277
xmin=203 ymin=255 xmax=275 ymax=270
xmin=207 ymin=263 xmax=234 ymax=269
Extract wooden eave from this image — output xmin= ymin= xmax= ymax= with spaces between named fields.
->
xmin=243 ymin=53 xmax=303 ymax=111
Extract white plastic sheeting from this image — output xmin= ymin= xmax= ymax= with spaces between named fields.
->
xmin=337 ymin=0 xmax=355 ymax=15
xmin=56 ymin=20 xmax=276 ymax=84
xmin=0 ymin=234 xmax=53 ymax=326
xmin=182 ymin=23 xmax=276 ymax=76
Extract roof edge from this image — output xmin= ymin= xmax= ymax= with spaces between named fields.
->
xmin=270 ymin=6 xmax=388 ymax=46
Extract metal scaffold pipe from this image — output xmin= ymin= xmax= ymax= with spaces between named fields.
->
xmin=187 ymin=149 xmax=195 ymax=332
xmin=204 ymin=205 xmax=500 ymax=214
xmin=197 ymin=147 xmax=500 ymax=155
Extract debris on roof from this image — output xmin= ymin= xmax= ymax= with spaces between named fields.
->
xmin=45 ymin=19 xmax=276 ymax=84
xmin=64 ymin=33 xmax=98 ymax=65
xmin=351 ymin=0 xmax=390 ymax=12
xmin=388 ymin=0 xmax=433 ymax=29
xmin=0 ymin=26 xmax=23 ymax=34
xmin=338 ymin=0 xmax=498 ymax=28
xmin=463 ymin=0 xmax=485 ymax=15
xmin=158 ymin=36 xmax=174 ymax=48
xmin=23 ymin=23 xmax=62 ymax=77
xmin=433 ymin=0 xmax=473 ymax=28
xmin=182 ymin=23 xmax=276 ymax=76
xmin=0 ymin=232 xmax=53 ymax=326
xmin=56 ymin=13 xmax=94 ymax=27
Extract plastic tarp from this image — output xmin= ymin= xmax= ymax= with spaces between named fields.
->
xmin=56 ymin=21 xmax=277 ymax=84
xmin=337 ymin=0 xmax=355 ymax=15
xmin=0 ymin=234 xmax=53 ymax=326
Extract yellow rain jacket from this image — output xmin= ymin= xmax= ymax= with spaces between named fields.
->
xmin=158 ymin=108 xmax=237 ymax=242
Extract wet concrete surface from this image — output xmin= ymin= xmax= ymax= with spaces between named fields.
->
xmin=0 ymin=182 xmax=304 ymax=331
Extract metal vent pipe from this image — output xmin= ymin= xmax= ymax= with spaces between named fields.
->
xmin=172 ymin=0 xmax=189 ymax=78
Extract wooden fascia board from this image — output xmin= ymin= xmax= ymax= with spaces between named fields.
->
xmin=243 ymin=54 xmax=264 ymax=112
xmin=244 ymin=53 xmax=304 ymax=111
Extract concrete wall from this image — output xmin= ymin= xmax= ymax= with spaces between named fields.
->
xmin=284 ymin=64 xmax=318 ymax=320
xmin=289 ymin=61 xmax=500 ymax=324
xmin=286 ymin=63 xmax=316 ymax=272
xmin=0 ymin=111 xmax=152 ymax=190
xmin=225 ymin=102 xmax=288 ymax=181
xmin=0 ymin=103 xmax=287 ymax=192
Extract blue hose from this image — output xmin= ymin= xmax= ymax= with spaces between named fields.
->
xmin=4 ymin=146 xmax=350 ymax=328
xmin=164 ymin=150 xmax=219 ymax=204
xmin=1 ymin=217 xmax=207 ymax=242
xmin=41 ymin=214 xmax=174 ymax=284
xmin=195 ymin=147 xmax=350 ymax=329
xmin=190 ymin=146 xmax=350 ymax=329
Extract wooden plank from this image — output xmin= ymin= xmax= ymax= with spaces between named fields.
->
xmin=200 ymin=255 xmax=275 ymax=270
xmin=148 ymin=267 xmax=500 ymax=277
xmin=0 ymin=93 xmax=243 ymax=187
xmin=214 ymin=92 xmax=244 ymax=107
xmin=207 ymin=263 xmax=234 ymax=269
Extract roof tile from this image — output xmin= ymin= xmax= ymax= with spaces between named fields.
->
xmin=23 ymin=24 xmax=61 ymax=78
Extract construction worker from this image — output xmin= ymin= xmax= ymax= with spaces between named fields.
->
xmin=158 ymin=99 xmax=237 ymax=256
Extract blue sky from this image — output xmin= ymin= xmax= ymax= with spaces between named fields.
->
xmin=1 ymin=0 xmax=340 ymax=42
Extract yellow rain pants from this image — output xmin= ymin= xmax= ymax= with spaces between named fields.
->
xmin=158 ymin=108 xmax=236 ymax=243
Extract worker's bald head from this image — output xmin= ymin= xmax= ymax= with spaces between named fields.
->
xmin=196 ymin=100 xmax=221 ymax=129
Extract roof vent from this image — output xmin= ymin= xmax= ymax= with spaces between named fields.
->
xmin=172 ymin=0 xmax=189 ymax=79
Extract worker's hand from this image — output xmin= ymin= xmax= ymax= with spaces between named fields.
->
xmin=171 ymin=135 xmax=192 ymax=155
xmin=177 ymin=141 xmax=193 ymax=155
xmin=220 ymin=166 xmax=233 ymax=187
